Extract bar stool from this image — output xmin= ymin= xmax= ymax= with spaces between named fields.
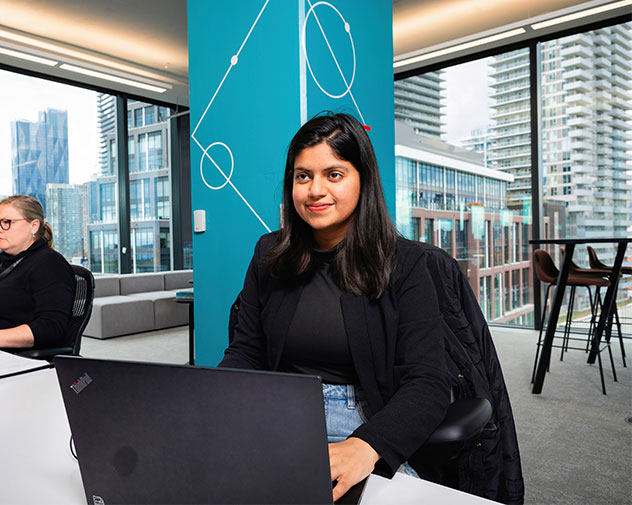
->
xmin=532 ymin=249 xmax=615 ymax=394
xmin=560 ymin=247 xmax=611 ymax=358
xmin=586 ymin=245 xmax=628 ymax=368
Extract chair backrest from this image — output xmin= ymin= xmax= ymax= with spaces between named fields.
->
xmin=559 ymin=247 xmax=583 ymax=272
xmin=534 ymin=249 xmax=559 ymax=285
xmin=586 ymin=245 xmax=608 ymax=270
xmin=67 ymin=264 xmax=96 ymax=355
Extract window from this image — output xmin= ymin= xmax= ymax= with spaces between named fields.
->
xmin=128 ymin=101 xmax=173 ymax=271
xmin=144 ymin=106 xmax=155 ymax=125
xmin=134 ymin=108 xmax=143 ymax=128
xmin=396 ymin=20 xmax=632 ymax=330
xmin=1 ymin=66 xmax=189 ymax=280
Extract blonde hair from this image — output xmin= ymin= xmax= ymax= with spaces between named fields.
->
xmin=0 ymin=194 xmax=54 ymax=249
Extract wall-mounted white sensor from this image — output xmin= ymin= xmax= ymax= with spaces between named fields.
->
xmin=193 ymin=209 xmax=206 ymax=233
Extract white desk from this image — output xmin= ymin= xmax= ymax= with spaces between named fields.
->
xmin=1 ymin=367 xmax=495 ymax=505
xmin=0 ymin=368 xmax=85 ymax=504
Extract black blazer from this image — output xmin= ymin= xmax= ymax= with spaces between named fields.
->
xmin=220 ymin=234 xmax=524 ymax=503
xmin=219 ymin=233 xmax=453 ymax=477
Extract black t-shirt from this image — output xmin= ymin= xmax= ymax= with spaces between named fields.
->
xmin=0 ymin=240 xmax=75 ymax=349
xmin=278 ymin=247 xmax=357 ymax=385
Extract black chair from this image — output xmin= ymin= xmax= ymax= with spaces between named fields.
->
xmin=17 ymin=264 xmax=95 ymax=361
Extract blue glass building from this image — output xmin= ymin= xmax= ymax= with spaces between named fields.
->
xmin=10 ymin=108 xmax=69 ymax=213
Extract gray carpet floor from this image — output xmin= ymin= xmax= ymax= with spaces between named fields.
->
xmin=81 ymin=325 xmax=632 ymax=504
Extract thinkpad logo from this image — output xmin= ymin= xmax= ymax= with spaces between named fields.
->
xmin=70 ymin=373 xmax=93 ymax=394
xmin=92 ymin=496 xmax=105 ymax=505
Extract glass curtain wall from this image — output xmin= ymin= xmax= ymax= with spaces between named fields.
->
xmin=395 ymin=52 xmax=535 ymax=326
xmin=127 ymin=100 xmax=172 ymax=273
xmin=539 ymin=22 xmax=632 ymax=332
xmin=0 ymin=68 xmax=186 ymax=275
xmin=0 ymin=69 xmax=119 ymax=273
xmin=395 ymin=20 xmax=632 ymax=331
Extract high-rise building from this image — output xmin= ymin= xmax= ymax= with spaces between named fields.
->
xmin=489 ymin=23 xmax=632 ymax=269
xmin=46 ymin=183 xmax=89 ymax=262
xmin=460 ymin=126 xmax=496 ymax=169
xmin=89 ymin=95 xmax=172 ymax=273
xmin=97 ymin=94 xmax=116 ymax=176
xmin=11 ymin=108 xmax=69 ymax=212
xmin=394 ymin=72 xmax=444 ymax=138
xmin=394 ymin=121 xmax=540 ymax=324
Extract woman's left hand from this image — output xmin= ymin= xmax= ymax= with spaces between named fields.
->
xmin=328 ymin=437 xmax=380 ymax=501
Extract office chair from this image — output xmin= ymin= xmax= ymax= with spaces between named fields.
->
xmin=18 ymin=264 xmax=95 ymax=362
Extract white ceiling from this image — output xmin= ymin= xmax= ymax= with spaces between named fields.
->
xmin=0 ymin=0 xmax=627 ymax=105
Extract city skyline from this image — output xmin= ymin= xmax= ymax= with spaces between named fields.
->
xmin=0 ymin=69 xmax=99 ymax=196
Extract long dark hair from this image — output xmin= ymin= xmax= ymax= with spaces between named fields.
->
xmin=267 ymin=113 xmax=398 ymax=299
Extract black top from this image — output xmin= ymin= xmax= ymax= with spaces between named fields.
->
xmin=0 ymin=240 xmax=75 ymax=349
xmin=279 ymin=246 xmax=356 ymax=385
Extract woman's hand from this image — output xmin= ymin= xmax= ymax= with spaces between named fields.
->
xmin=329 ymin=437 xmax=380 ymax=501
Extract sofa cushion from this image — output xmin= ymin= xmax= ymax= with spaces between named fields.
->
xmin=164 ymin=270 xmax=193 ymax=291
xmin=83 ymin=296 xmax=154 ymax=339
xmin=94 ymin=276 xmax=120 ymax=297
xmin=119 ymin=273 xmax=165 ymax=295
xmin=128 ymin=291 xmax=190 ymax=329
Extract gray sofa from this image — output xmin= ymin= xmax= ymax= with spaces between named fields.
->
xmin=84 ymin=270 xmax=193 ymax=339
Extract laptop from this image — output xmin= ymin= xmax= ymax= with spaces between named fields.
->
xmin=54 ymin=356 xmax=341 ymax=505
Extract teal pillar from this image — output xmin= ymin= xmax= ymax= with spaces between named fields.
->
xmin=188 ymin=0 xmax=394 ymax=365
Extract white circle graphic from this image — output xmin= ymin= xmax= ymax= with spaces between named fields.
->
xmin=199 ymin=142 xmax=234 ymax=190
xmin=302 ymin=1 xmax=356 ymax=99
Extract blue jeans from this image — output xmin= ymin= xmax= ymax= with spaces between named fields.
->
xmin=322 ymin=383 xmax=419 ymax=478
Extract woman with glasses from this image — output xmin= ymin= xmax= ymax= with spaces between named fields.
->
xmin=0 ymin=194 xmax=74 ymax=351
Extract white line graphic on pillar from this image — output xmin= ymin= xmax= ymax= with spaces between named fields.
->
xmin=191 ymin=0 xmax=272 ymax=232
xmin=301 ymin=1 xmax=365 ymax=125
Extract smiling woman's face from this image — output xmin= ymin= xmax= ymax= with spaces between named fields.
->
xmin=292 ymin=141 xmax=361 ymax=251
xmin=0 ymin=203 xmax=39 ymax=255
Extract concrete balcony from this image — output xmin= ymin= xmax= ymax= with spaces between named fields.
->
xmin=570 ymin=141 xmax=593 ymax=151
xmin=569 ymin=128 xmax=592 ymax=139
xmin=567 ymin=204 xmax=593 ymax=213
xmin=567 ymin=105 xmax=592 ymax=116
xmin=571 ymin=152 xmax=594 ymax=163
xmin=573 ymin=176 xmax=594 ymax=185
xmin=561 ymin=56 xmax=591 ymax=70
xmin=597 ymin=126 xmax=613 ymax=136
xmin=612 ymin=53 xmax=632 ymax=71
xmin=564 ymin=80 xmax=591 ymax=93
xmin=561 ymin=45 xmax=592 ymax=59
xmin=563 ymin=69 xmax=590 ymax=81
xmin=564 ymin=34 xmax=591 ymax=45
xmin=490 ymin=108 xmax=531 ymax=120
xmin=565 ymin=93 xmax=591 ymax=106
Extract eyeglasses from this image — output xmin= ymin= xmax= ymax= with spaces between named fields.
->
xmin=0 ymin=219 xmax=26 ymax=230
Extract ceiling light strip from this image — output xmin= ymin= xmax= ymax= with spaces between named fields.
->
xmin=0 ymin=46 xmax=57 ymax=66
xmin=394 ymin=28 xmax=526 ymax=69
xmin=531 ymin=0 xmax=632 ymax=30
xmin=59 ymin=64 xmax=166 ymax=93
xmin=0 ymin=28 xmax=168 ymax=81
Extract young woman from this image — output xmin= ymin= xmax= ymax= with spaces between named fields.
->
xmin=0 ymin=194 xmax=75 ymax=350
xmin=219 ymin=113 xmax=453 ymax=500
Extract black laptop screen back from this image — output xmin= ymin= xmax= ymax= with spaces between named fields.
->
xmin=55 ymin=357 xmax=333 ymax=505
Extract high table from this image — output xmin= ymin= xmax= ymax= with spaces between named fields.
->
xmin=174 ymin=289 xmax=194 ymax=365
xmin=529 ymin=238 xmax=630 ymax=394
xmin=1 ymin=365 xmax=497 ymax=504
